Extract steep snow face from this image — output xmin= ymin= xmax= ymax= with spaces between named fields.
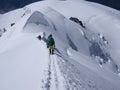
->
xmin=0 ymin=0 xmax=120 ymax=90
xmin=25 ymin=11 xmax=49 ymax=27
xmin=23 ymin=8 xmax=91 ymax=56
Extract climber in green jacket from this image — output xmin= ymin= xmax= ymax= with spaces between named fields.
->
xmin=46 ymin=34 xmax=55 ymax=55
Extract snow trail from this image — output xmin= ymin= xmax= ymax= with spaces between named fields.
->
xmin=43 ymin=54 xmax=66 ymax=90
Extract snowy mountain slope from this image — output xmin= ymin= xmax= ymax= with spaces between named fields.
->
xmin=26 ymin=0 xmax=120 ymax=72
xmin=26 ymin=0 xmax=120 ymax=67
xmin=0 ymin=0 xmax=120 ymax=90
xmin=0 ymin=34 xmax=48 ymax=90
xmin=0 ymin=13 xmax=120 ymax=90
xmin=0 ymin=9 xmax=24 ymax=29
xmin=0 ymin=7 xmax=32 ymax=37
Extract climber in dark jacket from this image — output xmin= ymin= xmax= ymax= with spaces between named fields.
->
xmin=46 ymin=34 xmax=55 ymax=55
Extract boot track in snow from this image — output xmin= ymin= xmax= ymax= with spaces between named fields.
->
xmin=43 ymin=55 xmax=66 ymax=90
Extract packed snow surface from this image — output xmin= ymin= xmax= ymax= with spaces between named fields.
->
xmin=0 ymin=0 xmax=120 ymax=90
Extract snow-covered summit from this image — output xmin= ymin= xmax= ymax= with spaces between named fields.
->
xmin=0 ymin=0 xmax=120 ymax=90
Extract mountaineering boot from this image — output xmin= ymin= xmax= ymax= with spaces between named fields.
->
xmin=52 ymin=49 xmax=54 ymax=55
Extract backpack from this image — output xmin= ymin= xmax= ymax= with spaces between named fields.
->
xmin=47 ymin=37 xmax=54 ymax=46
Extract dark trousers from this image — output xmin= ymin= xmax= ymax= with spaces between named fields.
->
xmin=49 ymin=49 xmax=54 ymax=54
xmin=48 ymin=46 xmax=54 ymax=55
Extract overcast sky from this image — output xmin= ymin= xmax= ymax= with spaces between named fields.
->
xmin=0 ymin=0 xmax=119 ymax=14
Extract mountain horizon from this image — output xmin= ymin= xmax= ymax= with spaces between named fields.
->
xmin=0 ymin=0 xmax=43 ymax=14
xmin=0 ymin=0 xmax=120 ymax=14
